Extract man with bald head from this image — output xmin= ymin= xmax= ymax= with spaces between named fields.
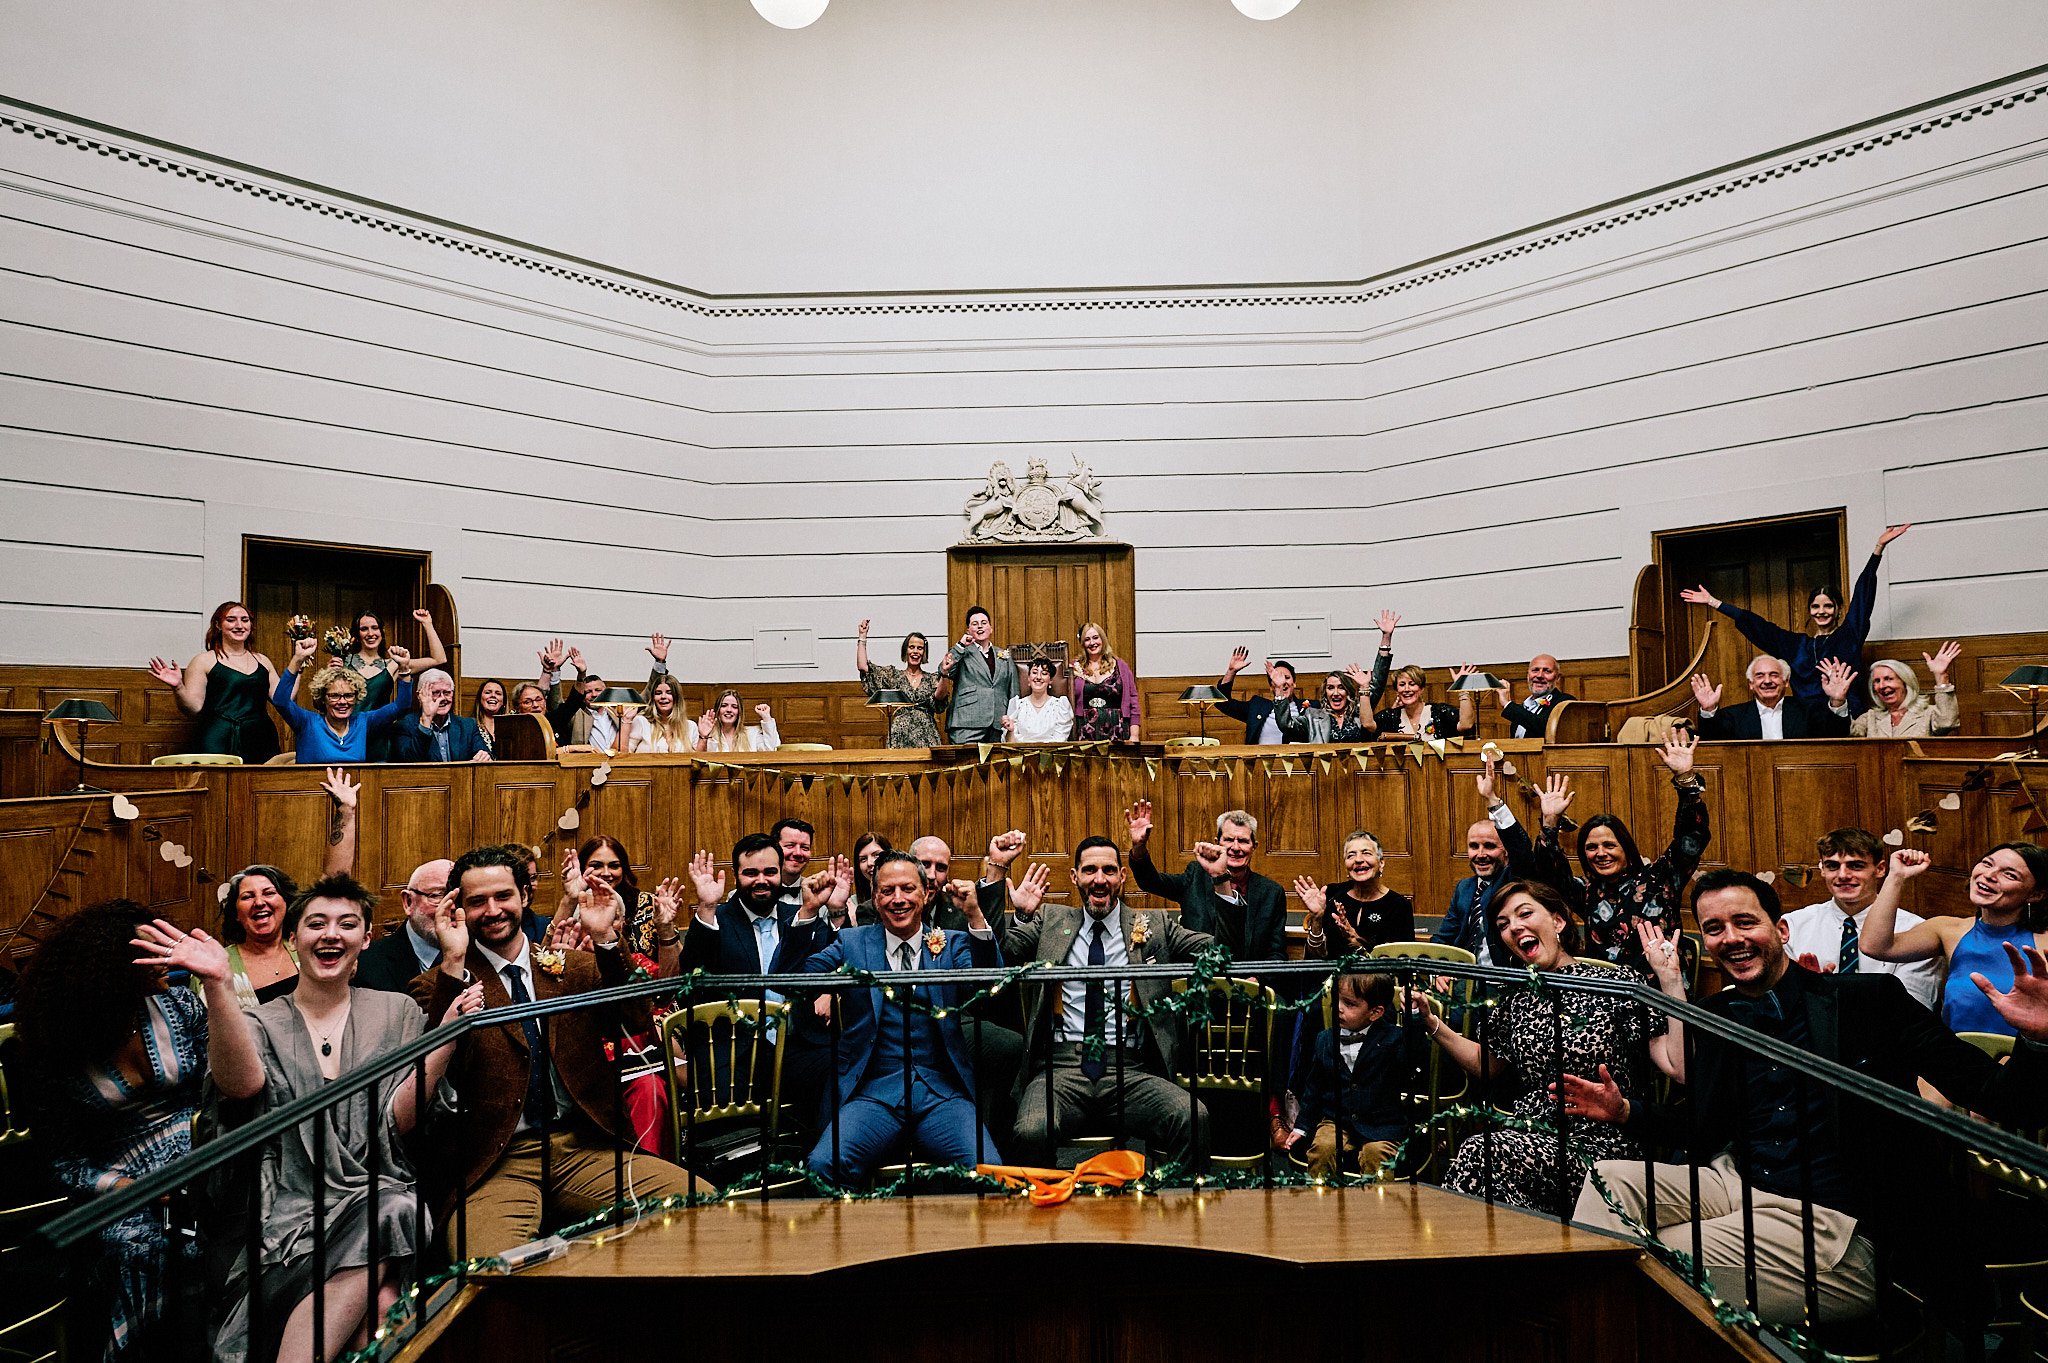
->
xmin=354 ymin=857 xmax=458 ymax=991
xmin=1432 ymin=764 xmax=1538 ymax=964
xmin=1497 ymin=655 xmax=1574 ymax=739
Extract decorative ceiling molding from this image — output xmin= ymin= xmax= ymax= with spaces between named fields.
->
xmin=3 ymin=73 xmax=2045 ymax=322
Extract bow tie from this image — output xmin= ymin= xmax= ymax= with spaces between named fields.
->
xmin=1336 ymin=1028 xmax=1371 ymax=1043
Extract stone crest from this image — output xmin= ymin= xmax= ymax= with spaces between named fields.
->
xmin=962 ymin=457 xmax=1105 ymax=543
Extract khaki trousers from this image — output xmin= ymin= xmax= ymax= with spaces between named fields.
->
xmin=1304 ymin=1122 xmax=1397 ymax=1180
xmin=454 ymin=1130 xmax=701 ymax=1260
xmin=1574 ymin=1155 xmax=1876 ymax=1325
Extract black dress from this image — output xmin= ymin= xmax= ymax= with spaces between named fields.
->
xmin=1320 ymin=886 xmax=1415 ymax=951
xmin=193 ymin=661 xmax=280 ymax=764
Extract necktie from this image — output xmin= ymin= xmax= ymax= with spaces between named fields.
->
xmin=1082 ymin=920 xmax=1108 ymax=1080
xmin=501 ymin=964 xmax=552 ymax=1128
xmin=1838 ymin=915 xmax=1861 ymax=974
xmin=898 ymin=941 xmax=915 ymax=972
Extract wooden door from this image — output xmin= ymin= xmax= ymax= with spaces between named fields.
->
xmin=945 ymin=544 xmax=1137 ymax=664
xmin=243 ymin=537 xmax=431 ymax=698
xmin=1656 ymin=512 xmax=1845 ymax=697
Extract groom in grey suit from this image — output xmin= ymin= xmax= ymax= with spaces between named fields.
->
xmin=1000 ymin=836 xmax=1213 ymax=1168
xmin=939 ymin=605 xmax=1018 ymax=743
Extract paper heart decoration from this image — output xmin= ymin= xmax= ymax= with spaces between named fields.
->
xmin=158 ymin=840 xmax=185 ymax=863
xmin=1939 ymin=793 xmax=1962 ymax=811
xmin=217 ymin=882 xmax=232 ymax=904
xmin=110 ymin=794 xmax=140 ymax=821
xmin=1883 ymin=828 xmax=1905 ymax=846
xmin=1479 ymin=741 xmax=1503 ymax=762
xmin=530 ymin=845 xmax=545 ymax=862
xmin=1756 ymin=870 xmax=1777 ymax=884
xmin=558 ymin=807 xmax=581 ymax=832
xmin=173 ymin=850 xmax=193 ymax=869
xmin=590 ymin=764 xmax=611 ymax=787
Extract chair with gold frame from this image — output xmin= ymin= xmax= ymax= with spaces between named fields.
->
xmin=658 ymin=998 xmax=791 ymax=1190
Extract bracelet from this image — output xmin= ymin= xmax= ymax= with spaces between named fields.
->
xmin=1671 ymin=774 xmax=1704 ymax=791
xmin=655 ymin=930 xmax=681 ymax=946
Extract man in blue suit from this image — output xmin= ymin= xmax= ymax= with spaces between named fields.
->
xmin=1212 ymin=647 xmax=1297 ymax=745
xmin=1433 ymin=761 xmax=1540 ymax=963
xmin=803 ymin=851 xmax=1003 ymax=1186
xmin=385 ymin=670 xmax=492 ymax=762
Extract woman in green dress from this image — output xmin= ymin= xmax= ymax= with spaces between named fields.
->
xmin=147 ymin=600 xmax=283 ymax=763
xmin=338 ymin=609 xmax=448 ymax=760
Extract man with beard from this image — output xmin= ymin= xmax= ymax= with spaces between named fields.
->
xmin=411 ymin=844 xmax=698 ymax=1258
xmin=1566 ymin=867 xmax=2048 ymax=1327
xmin=803 ymin=852 xmax=1004 ymax=1185
xmin=1496 ymin=654 xmax=1575 ymax=740
xmin=1003 ymin=838 xmax=1215 ymax=1168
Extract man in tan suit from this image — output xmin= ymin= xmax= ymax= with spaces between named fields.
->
xmin=412 ymin=844 xmax=697 ymax=1259
xmin=1000 ymin=836 xmax=1212 ymax=1169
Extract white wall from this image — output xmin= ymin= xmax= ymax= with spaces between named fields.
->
xmin=3 ymin=0 xmax=2044 ymax=289
xmin=1 ymin=21 xmax=2045 ymax=685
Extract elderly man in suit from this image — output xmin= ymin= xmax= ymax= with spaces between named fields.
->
xmin=1690 ymin=655 xmax=1852 ymax=741
xmin=1126 ymin=801 xmax=1288 ymax=965
xmin=411 ymin=844 xmax=698 ymax=1258
xmin=386 ymin=670 xmax=492 ymax=762
xmin=802 ymin=851 xmax=1005 ymax=1185
xmin=1002 ymin=837 xmax=1214 ymax=1168
xmin=1434 ymin=762 xmax=1544 ymax=963
xmin=938 ymin=605 xmax=1017 ymax=743
xmin=1496 ymin=654 xmax=1576 ymax=739
xmin=354 ymin=858 xmax=454 ymax=992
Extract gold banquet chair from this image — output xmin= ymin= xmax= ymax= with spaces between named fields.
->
xmin=150 ymin=752 xmax=244 ymax=766
xmin=1171 ymin=977 xmax=1274 ymax=1170
xmin=659 ymin=999 xmax=792 ymax=1192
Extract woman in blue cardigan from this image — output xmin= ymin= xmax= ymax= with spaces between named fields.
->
xmin=271 ymin=635 xmax=414 ymax=762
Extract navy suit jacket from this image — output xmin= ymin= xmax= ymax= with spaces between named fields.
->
xmin=1293 ymin=1018 xmax=1414 ymax=1146
xmin=1213 ymin=675 xmax=1290 ymax=744
xmin=803 ymin=924 xmax=999 ymax=1110
xmin=1433 ymin=814 xmax=1536 ymax=961
xmin=1697 ymin=697 xmax=1849 ymax=741
xmin=680 ymin=897 xmax=833 ymax=976
xmin=385 ymin=714 xmax=490 ymax=763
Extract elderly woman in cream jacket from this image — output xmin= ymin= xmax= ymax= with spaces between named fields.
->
xmin=1845 ymin=642 xmax=1962 ymax=737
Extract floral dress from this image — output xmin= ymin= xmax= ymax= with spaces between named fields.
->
xmin=1072 ymin=663 xmax=1130 ymax=741
xmin=1443 ymin=962 xmax=1657 ymax=1216
xmin=44 ymin=990 xmax=208 ymax=1360
xmin=1535 ymin=780 xmax=1710 ymax=969
xmin=860 ymin=664 xmax=944 ymax=748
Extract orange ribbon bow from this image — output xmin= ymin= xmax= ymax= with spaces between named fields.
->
xmin=976 ymin=1149 xmax=1147 ymax=1206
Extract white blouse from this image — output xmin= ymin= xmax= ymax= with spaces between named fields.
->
xmin=701 ymin=719 xmax=780 ymax=753
xmin=1005 ymin=694 xmax=1074 ymax=743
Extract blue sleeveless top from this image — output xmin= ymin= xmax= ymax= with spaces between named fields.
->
xmin=1942 ymin=918 xmax=2035 ymax=1036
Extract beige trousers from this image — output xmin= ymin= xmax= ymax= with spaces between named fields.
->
xmin=454 ymin=1130 xmax=701 ymax=1260
xmin=1574 ymin=1154 xmax=1876 ymax=1326
xmin=1304 ymin=1123 xmax=1397 ymax=1180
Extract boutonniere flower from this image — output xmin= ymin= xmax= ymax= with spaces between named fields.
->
xmin=534 ymin=948 xmax=566 ymax=976
xmin=1129 ymin=914 xmax=1151 ymax=947
xmin=924 ymin=928 xmax=947 ymax=957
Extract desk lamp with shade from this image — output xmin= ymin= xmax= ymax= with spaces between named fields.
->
xmin=44 ymin=698 xmax=118 ymax=795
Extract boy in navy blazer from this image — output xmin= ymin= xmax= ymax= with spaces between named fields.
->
xmin=1284 ymin=973 xmax=1416 ymax=1178
xmin=803 ymin=851 xmax=1003 ymax=1185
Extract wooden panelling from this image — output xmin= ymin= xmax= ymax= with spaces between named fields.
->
xmin=2 ymin=738 xmax=2025 ymax=964
xmin=0 ymin=787 xmax=213 ymax=968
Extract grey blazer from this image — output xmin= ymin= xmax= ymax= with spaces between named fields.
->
xmin=1001 ymin=902 xmax=1214 ymax=1100
xmin=943 ymin=642 xmax=1018 ymax=733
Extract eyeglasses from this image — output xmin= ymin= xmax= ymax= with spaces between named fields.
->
xmin=405 ymin=884 xmax=448 ymax=899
